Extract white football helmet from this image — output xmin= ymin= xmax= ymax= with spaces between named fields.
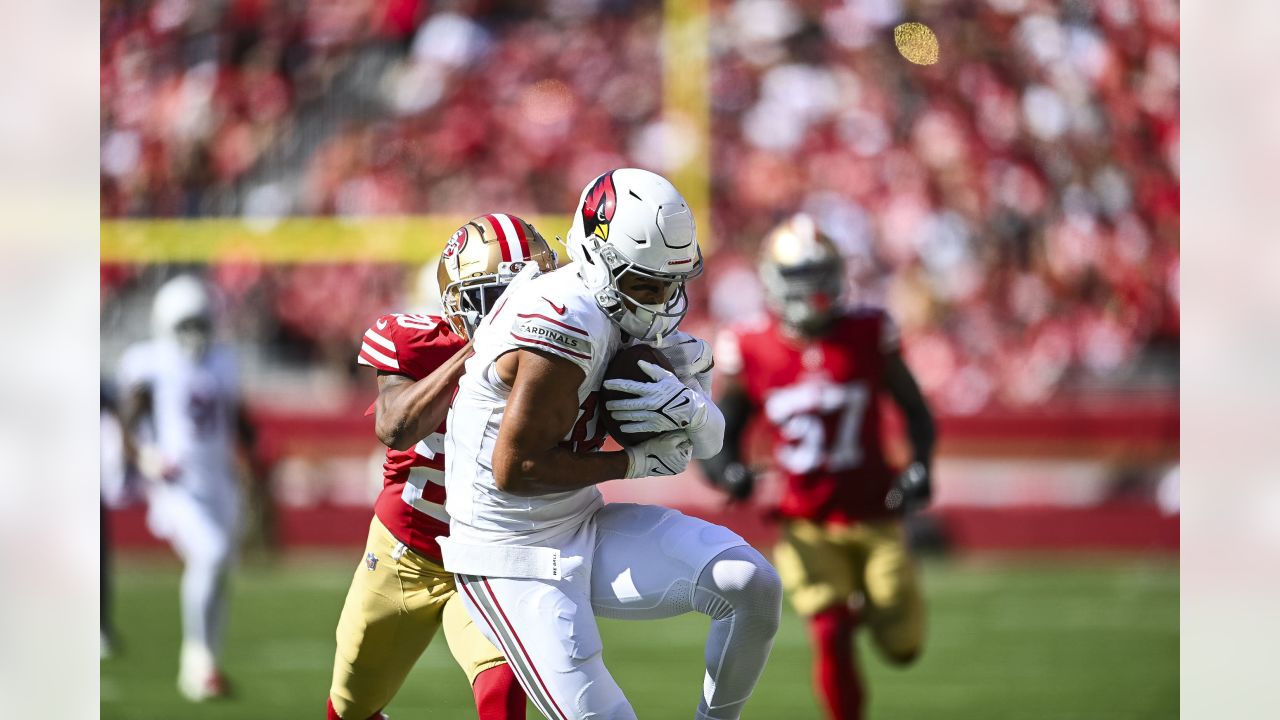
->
xmin=759 ymin=213 xmax=845 ymax=334
xmin=564 ymin=169 xmax=702 ymax=342
xmin=152 ymin=274 xmax=214 ymax=357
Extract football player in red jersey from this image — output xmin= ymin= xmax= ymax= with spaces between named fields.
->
xmin=703 ymin=214 xmax=936 ymax=720
xmin=326 ymin=214 xmax=558 ymax=720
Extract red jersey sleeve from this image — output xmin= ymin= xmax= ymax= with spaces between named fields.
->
xmin=357 ymin=314 xmax=466 ymax=380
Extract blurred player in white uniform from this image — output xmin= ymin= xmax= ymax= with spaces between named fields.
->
xmin=117 ymin=275 xmax=257 ymax=701
xmin=441 ymin=169 xmax=782 ymax=720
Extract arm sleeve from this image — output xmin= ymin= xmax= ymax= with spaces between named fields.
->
xmin=699 ymin=385 xmax=753 ymax=488
xmin=689 ymin=396 xmax=725 ymax=460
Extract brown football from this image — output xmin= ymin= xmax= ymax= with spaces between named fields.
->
xmin=600 ymin=343 xmax=676 ymax=447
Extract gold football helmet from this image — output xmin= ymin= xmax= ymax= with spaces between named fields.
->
xmin=437 ymin=213 xmax=559 ymax=338
xmin=759 ymin=213 xmax=845 ymax=334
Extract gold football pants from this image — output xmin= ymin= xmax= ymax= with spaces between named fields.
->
xmin=774 ymin=518 xmax=925 ymax=662
xmin=329 ymin=517 xmax=507 ymax=719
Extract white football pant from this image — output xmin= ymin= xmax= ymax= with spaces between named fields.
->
xmin=147 ymin=482 xmax=240 ymax=674
xmin=457 ymin=503 xmax=782 ymax=720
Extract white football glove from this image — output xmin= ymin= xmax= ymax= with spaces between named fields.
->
xmin=604 ymin=360 xmax=725 ymax=459
xmin=661 ymin=331 xmax=714 ymax=395
xmin=623 ymin=432 xmax=693 ymax=478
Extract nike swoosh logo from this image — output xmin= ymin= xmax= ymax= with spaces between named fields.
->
xmin=543 ymin=298 xmax=567 ymax=315
xmin=376 ymin=318 xmax=388 ymax=330
xmin=649 ymin=454 xmax=680 ymax=476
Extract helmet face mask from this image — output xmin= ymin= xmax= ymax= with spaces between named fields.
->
xmin=565 ymin=169 xmax=702 ymax=342
xmin=442 ymin=261 xmax=537 ymax=337
xmin=174 ymin=315 xmax=213 ymax=358
xmin=764 ymin=262 xmax=842 ymax=334
xmin=588 ymin=239 xmax=699 ymax=340
xmin=437 ymin=215 xmax=558 ymax=338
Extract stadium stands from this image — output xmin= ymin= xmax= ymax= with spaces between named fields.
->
xmin=101 ymin=0 xmax=1178 ymax=414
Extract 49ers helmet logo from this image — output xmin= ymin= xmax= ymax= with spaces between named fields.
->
xmin=581 ymin=171 xmax=617 ymax=242
xmin=443 ymin=227 xmax=467 ymax=260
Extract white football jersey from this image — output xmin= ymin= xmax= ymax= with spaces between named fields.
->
xmin=117 ymin=339 xmax=241 ymax=498
xmin=445 ymin=263 xmax=621 ymax=546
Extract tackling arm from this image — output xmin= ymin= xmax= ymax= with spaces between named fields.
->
xmin=374 ymin=342 xmax=474 ymax=451
xmin=699 ymin=374 xmax=757 ymax=501
xmin=491 ymin=349 xmax=690 ymax=497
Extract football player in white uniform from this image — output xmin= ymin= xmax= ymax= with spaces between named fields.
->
xmin=117 ymin=275 xmax=257 ymax=701
xmin=441 ymin=169 xmax=782 ymax=720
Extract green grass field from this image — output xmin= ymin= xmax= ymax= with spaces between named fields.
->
xmin=101 ymin=552 xmax=1177 ymax=719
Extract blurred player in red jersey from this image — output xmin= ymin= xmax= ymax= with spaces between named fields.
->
xmin=703 ymin=214 xmax=936 ymax=720
xmin=326 ymin=214 xmax=558 ymax=720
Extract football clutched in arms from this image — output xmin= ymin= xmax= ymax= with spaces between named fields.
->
xmin=600 ymin=343 xmax=676 ymax=447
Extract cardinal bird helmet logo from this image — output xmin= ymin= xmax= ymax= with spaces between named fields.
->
xmin=581 ymin=171 xmax=617 ymax=242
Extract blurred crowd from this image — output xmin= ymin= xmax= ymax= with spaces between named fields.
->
xmin=707 ymin=0 xmax=1179 ymax=411
xmin=100 ymin=0 xmax=661 ymax=217
xmin=101 ymin=0 xmax=1179 ymax=413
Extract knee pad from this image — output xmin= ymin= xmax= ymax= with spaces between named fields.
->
xmin=695 ymin=546 xmax=783 ymax=633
